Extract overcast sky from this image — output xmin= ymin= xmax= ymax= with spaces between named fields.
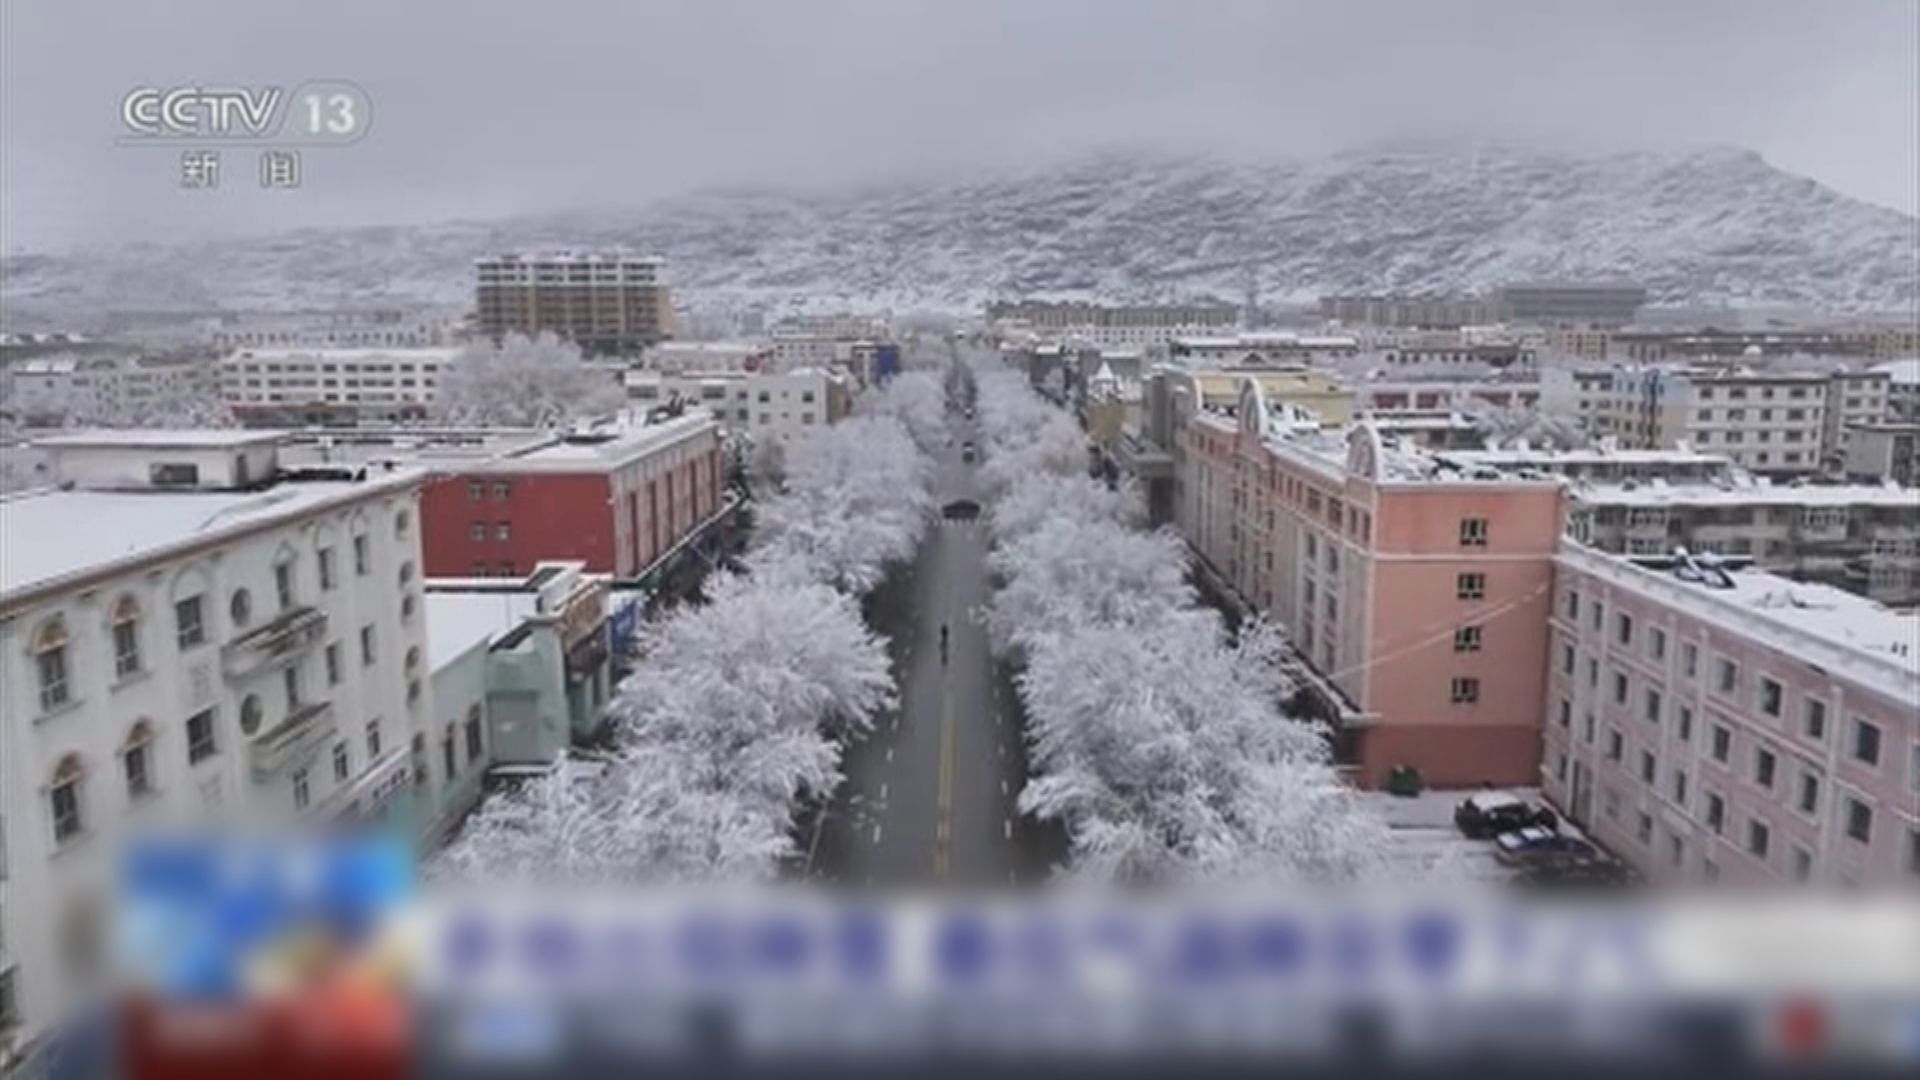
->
xmin=2 ymin=0 xmax=1914 ymax=252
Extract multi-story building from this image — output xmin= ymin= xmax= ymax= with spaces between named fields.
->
xmin=1567 ymin=481 xmax=1920 ymax=607
xmin=1544 ymin=327 xmax=1614 ymax=362
xmin=986 ymin=300 xmax=1239 ymax=349
xmin=1876 ymin=359 xmax=1920 ymax=422
xmin=1178 ymin=380 xmax=1567 ymax=788
xmin=414 ymin=415 xmax=726 ymax=580
xmin=0 ymin=431 xmax=430 ymax=1066
xmin=6 ymin=354 xmax=220 ymax=426
xmin=1610 ymin=328 xmax=1881 ymax=363
xmin=207 ymin=308 xmax=463 ymax=350
xmin=1379 ymin=336 xmax=1536 ymax=372
xmin=1542 ymin=546 xmax=1919 ymax=887
xmin=219 ymin=346 xmax=463 ymax=425
xmin=623 ymin=368 xmax=852 ymax=442
xmin=1538 ymin=367 xmax=1618 ymax=434
xmin=1821 ymin=368 xmax=1892 ymax=467
xmin=1432 ymin=444 xmax=1737 ymax=486
xmin=474 ymin=251 xmax=675 ymax=357
xmin=1494 ymin=282 xmax=1646 ymax=328
xmin=1166 ymin=332 xmax=1360 ymax=365
xmin=1317 ymin=295 xmax=1494 ymax=330
xmin=639 ymin=340 xmax=775 ymax=374
xmin=1354 ymin=378 xmax=1542 ymax=414
xmin=1843 ymin=422 xmax=1920 ymax=486
xmin=1609 ymin=367 xmax=1830 ymax=476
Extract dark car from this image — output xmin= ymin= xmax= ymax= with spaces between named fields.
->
xmin=1492 ymin=827 xmax=1596 ymax=868
xmin=961 ymin=441 xmax=977 ymax=463
xmin=1453 ymin=790 xmax=1556 ymax=839
xmin=1514 ymin=853 xmax=1639 ymax=890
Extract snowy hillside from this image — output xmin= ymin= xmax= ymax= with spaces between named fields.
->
xmin=5 ymin=144 xmax=1915 ymax=318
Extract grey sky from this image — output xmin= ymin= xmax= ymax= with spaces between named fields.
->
xmin=3 ymin=0 xmax=1914 ymax=252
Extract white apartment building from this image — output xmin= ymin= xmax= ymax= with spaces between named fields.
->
xmin=207 ymin=308 xmax=463 ymax=350
xmin=0 ymin=432 xmax=431 ymax=1067
xmin=219 ymin=346 xmax=463 ymax=422
xmin=1609 ymin=367 xmax=1830 ymax=476
xmin=1568 ymin=479 xmax=1920 ymax=606
xmin=639 ymin=340 xmax=775 ymax=374
xmin=6 ymin=355 xmax=220 ymax=426
xmin=1544 ymin=546 xmax=1919 ymax=887
xmin=624 ymin=368 xmax=851 ymax=442
xmin=1822 ymin=368 xmax=1893 ymax=465
xmin=1873 ymin=359 xmax=1919 ymax=421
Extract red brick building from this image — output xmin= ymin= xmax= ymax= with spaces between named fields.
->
xmin=418 ymin=415 xmax=724 ymax=579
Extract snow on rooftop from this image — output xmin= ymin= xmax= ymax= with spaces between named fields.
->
xmin=228 ymin=345 xmax=463 ymax=361
xmin=1872 ymin=358 xmax=1920 ymax=386
xmin=1441 ymin=446 xmax=1730 ymax=465
xmin=1572 ymin=479 xmax=1917 ymax=507
xmin=424 ymin=590 xmax=540 ymax=671
xmin=34 ymin=428 xmax=284 ymax=449
xmin=0 ymin=470 xmax=420 ymax=601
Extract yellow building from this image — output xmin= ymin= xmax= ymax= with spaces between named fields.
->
xmin=1172 ymin=366 xmax=1354 ymax=427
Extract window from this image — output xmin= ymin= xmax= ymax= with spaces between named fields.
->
xmin=443 ymin=732 xmax=457 ymax=781
xmin=1564 ymin=589 xmax=1580 ymax=619
xmin=274 ymin=561 xmax=295 ymax=611
xmin=366 ymin=720 xmax=382 ymax=760
xmin=1851 ymin=718 xmax=1881 ymax=767
xmin=292 ymin=768 xmax=310 ymax=811
xmin=124 ymin=723 xmax=154 ymax=800
xmin=493 ymin=481 xmax=511 ymax=499
xmin=1715 ymin=658 xmax=1738 ymax=695
xmin=1803 ymin=699 xmax=1827 ymax=742
xmin=326 ymin=642 xmax=342 ymax=686
xmin=1798 ymin=772 xmax=1820 ymax=815
xmin=1450 ymin=625 xmax=1482 ymax=653
xmin=1639 ymin=750 xmax=1656 ymax=784
xmin=401 ymin=594 xmax=416 ymax=622
xmin=1706 ymin=793 xmax=1725 ymax=833
xmin=1759 ymin=677 xmax=1783 ymax=718
xmin=496 ymin=522 xmax=511 ymax=542
xmin=360 ymin=625 xmax=376 ymax=667
xmin=1606 ymin=729 xmax=1624 ymax=761
xmin=1790 ymin=848 xmax=1813 ymax=883
xmin=1615 ymin=612 xmax=1633 ymax=646
xmin=1672 ymin=769 xmax=1688 ymax=806
xmin=174 ymin=595 xmax=206 ymax=649
xmin=318 ymin=547 xmax=337 ymax=591
xmin=469 ymin=523 xmax=486 ymax=542
xmin=1590 ymin=601 xmax=1604 ymax=632
xmin=1747 ymin=819 xmax=1771 ymax=860
xmin=1459 ymin=518 xmax=1488 ymax=546
xmin=189 ymin=708 xmax=219 ymax=761
xmin=34 ymin=619 xmax=72 ymax=712
xmin=1682 ymin=642 xmax=1698 ymax=678
xmin=1844 ymin=798 xmax=1872 ymax=844
xmin=353 ymin=534 xmax=371 ymax=576
xmin=1455 ymin=572 xmax=1485 ymax=600
xmin=333 ymin=741 xmax=350 ymax=782
xmin=1677 ymin=706 xmax=1693 ymax=742
xmin=50 ymin=755 xmax=85 ymax=844
xmin=1558 ymin=698 xmax=1571 ymax=728
xmin=229 ymin=588 xmax=253 ymax=628
xmin=111 ymin=598 xmax=141 ymax=678
xmin=394 ymin=510 xmax=410 ymax=537
xmin=1754 ymin=747 xmax=1777 ymax=789
xmin=1649 ymin=627 xmax=1666 ymax=660
xmin=1449 ymin=677 xmax=1480 ymax=704
xmin=1560 ymin=642 xmax=1575 ymax=675
xmin=465 ymin=707 xmax=484 ymax=762
xmin=1643 ymin=688 xmax=1662 ymax=725
xmin=1583 ymin=713 xmax=1596 ymax=744
xmin=468 ymin=480 xmax=484 ymax=501
xmin=1711 ymin=723 xmax=1732 ymax=763
xmin=1587 ymin=658 xmax=1598 ymax=688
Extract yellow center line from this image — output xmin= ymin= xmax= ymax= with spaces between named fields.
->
xmin=934 ymin=689 xmax=955 ymax=878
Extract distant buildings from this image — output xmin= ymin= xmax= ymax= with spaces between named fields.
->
xmin=987 ymin=299 xmax=1238 ymax=348
xmin=1318 ymin=295 xmax=1493 ymax=330
xmin=0 ymin=431 xmax=430 ymax=1059
xmin=1875 ymin=359 xmax=1920 ymax=422
xmin=207 ymin=308 xmax=462 ymax=350
xmin=624 ymin=368 xmax=853 ymax=442
xmin=1843 ymin=422 xmax=1919 ymax=486
xmin=6 ymin=354 xmax=219 ymax=426
xmin=1167 ymin=332 xmax=1360 ymax=365
xmin=1494 ymin=282 xmax=1647 ymax=328
xmin=639 ymin=340 xmax=775 ymax=374
xmin=218 ymin=346 xmax=464 ymax=425
xmin=1543 ymin=547 xmax=1918 ymax=887
xmin=474 ymin=252 xmax=675 ymax=356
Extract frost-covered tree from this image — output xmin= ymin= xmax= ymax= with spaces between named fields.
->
xmin=433 ymin=332 xmax=625 ymax=427
xmin=1464 ymin=400 xmax=1591 ymax=450
xmin=990 ymin=471 xmax=1142 ymax=547
xmin=986 ymin=515 xmax=1190 ymax=656
xmin=856 ymin=370 xmax=949 ymax=454
xmin=750 ymin=414 xmax=933 ymax=593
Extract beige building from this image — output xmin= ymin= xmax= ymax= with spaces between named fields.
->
xmin=1608 ymin=367 xmax=1830 ymax=476
xmin=624 ymin=368 xmax=851 ymax=443
xmin=474 ymin=251 xmax=674 ymax=357
xmin=1822 ymin=368 xmax=1893 ymax=465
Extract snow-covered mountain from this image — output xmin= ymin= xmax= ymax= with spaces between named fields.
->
xmin=5 ymin=144 xmax=1915 ymax=318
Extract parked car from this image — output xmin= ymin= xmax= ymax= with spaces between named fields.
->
xmin=1453 ymin=790 xmax=1556 ymax=839
xmin=961 ymin=441 xmax=977 ymax=463
xmin=1514 ymin=853 xmax=1639 ymax=890
xmin=1493 ymin=828 xmax=1596 ymax=868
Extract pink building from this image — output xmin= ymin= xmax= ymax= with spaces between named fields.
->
xmin=1179 ymin=380 xmax=1566 ymax=789
xmin=1544 ymin=546 xmax=1920 ymax=887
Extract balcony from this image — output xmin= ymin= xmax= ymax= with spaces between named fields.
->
xmin=249 ymin=700 xmax=336 ymax=780
xmin=221 ymin=606 xmax=327 ymax=681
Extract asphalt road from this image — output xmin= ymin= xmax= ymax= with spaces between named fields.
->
xmin=807 ymin=413 xmax=1064 ymax=888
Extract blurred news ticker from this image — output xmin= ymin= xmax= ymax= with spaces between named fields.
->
xmin=73 ymin=834 xmax=1920 ymax=1078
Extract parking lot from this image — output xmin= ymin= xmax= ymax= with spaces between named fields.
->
xmin=1360 ymin=788 xmax=1610 ymax=885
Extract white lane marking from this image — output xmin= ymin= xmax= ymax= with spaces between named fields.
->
xmin=1009 ymin=870 xmax=1018 ymax=885
xmin=1001 ymin=779 xmax=1009 ymax=796
xmin=872 ymin=823 xmax=883 ymax=845
xmin=1004 ymin=819 xmax=1012 ymax=840
xmin=879 ymin=782 xmax=889 ymax=800
xmin=997 ymin=744 xmax=1005 ymax=759
xmin=885 ymin=747 xmax=894 ymax=763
